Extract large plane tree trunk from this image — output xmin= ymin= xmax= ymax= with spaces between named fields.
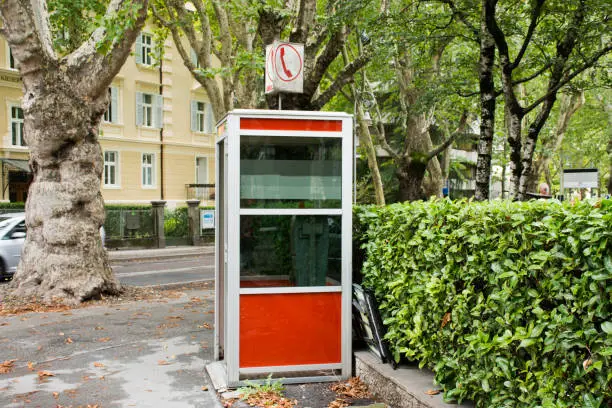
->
xmin=1 ymin=0 xmax=148 ymax=304
xmin=17 ymin=76 xmax=116 ymax=303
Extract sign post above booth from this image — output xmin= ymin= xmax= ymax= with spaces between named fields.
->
xmin=265 ymin=41 xmax=304 ymax=95
xmin=211 ymin=110 xmax=353 ymax=387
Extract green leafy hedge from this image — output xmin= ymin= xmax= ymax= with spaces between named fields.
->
xmin=355 ymin=199 xmax=611 ymax=407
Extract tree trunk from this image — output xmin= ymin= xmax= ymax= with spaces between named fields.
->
xmin=12 ymin=74 xmax=117 ymax=304
xmin=474 ymin=0 xmax=496 ymax=201
xmin=1 ymin=0 xmax=148 ymax=304
xmin=423 ymin=157 xmax=444 ymax=199
xmin=356 ymin=104 xmax=385 ymax=205
xmin=396 ymin=161 xmax=428 ymax=202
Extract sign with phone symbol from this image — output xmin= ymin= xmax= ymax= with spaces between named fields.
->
xmin=265 ymin=41 xmax=304 ymax=94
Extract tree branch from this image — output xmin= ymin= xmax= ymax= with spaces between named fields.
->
xmin=67 ymin=0 xmax=148 ymax=98
xmin=523 ymin=44 xmax=611 ymax=114
xmin=511 ymin=0 xmax=545 ymax=69
xmin=439 ymin=0 xmax=479 ymax=40
xmin=305 ymin=28 xmax=348 ymax=97
xmin=427 ymin=111 xmax=468 ymax=159
xmin=0 ymin=0 xmax=56 ymax=77
xmin=290 ymin=0 xmax=316 ymax=44
xmin=310 ymin=51 xmax=371 ymax=110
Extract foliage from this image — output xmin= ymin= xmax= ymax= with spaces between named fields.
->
xmin=0 ymin=202 xmax=26 ymax=209
xmin=238 ymin=374 xmax=285 ymax=399
xmin=355 ymin=199 xmax=612 ymax=407
xmin=164 ymin=207 xmax=189 ymax=238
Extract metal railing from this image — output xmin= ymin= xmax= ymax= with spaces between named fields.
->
xmin=186 ymin=184 xmax=215 ymax=201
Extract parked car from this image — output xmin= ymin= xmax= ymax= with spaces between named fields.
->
xmin=0 ymin=213 xmax=26 ymax=280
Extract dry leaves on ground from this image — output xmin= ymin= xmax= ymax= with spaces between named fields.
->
xmin=328 ymin=398 xmax=349 ymax=408
xmin=242 ymin=391 xmax=297 ymax=408
xmin=330 ymin=377 xmax=372 ymax=399
xmin=0 ymin=359 xmax=16 ymax=374
xmin=425 ymin=389 xmax=441 ymax=395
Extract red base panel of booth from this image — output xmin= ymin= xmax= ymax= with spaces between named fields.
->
xmin=239 ymin=292 xmax=341 ymax=368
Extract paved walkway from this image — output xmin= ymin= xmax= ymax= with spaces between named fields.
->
xmin=0 ymin=288 xmax=220 ymax=408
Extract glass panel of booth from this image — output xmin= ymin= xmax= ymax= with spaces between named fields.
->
xmin=239 ymin=136 xmax=342 ymax=209
xmin=240 ymin=215 xmax=341 ymax=288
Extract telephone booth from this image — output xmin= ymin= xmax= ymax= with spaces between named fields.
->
xmin=213 ymin=109 xmax=353 ymax=386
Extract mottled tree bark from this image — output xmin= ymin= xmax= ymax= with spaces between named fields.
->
xmin=474 ymin=0 xmax=497 ymax=201
xmin=0 ymin=0 xmax=148 ymax=304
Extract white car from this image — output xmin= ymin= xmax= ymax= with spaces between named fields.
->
xmin=0 ymin=213 xmax=26 ymax=280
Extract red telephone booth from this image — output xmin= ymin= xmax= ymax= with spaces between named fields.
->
xmin=212 ymin=109 xmax=353 ymax=386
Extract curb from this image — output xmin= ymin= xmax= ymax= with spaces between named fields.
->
xmin=355 ymin=351 xmax=474 ymax=408
xmin=108 ymin=246 xmax=213 ymax=264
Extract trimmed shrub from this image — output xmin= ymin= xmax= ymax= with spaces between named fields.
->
xmin=355 ymin=199 xmax=611 ymax=407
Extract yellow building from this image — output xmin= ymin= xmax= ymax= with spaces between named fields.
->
xmin=0 ymin=27 xmax=216 ymax=207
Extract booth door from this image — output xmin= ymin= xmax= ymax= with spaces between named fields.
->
xmin=215 ymin=137 xmax=228 ymax=360
xmin=238 ymin=134 xmax=343 ymax=371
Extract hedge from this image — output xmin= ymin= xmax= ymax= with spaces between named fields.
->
xmin=355 ymin=199 xmax=611 ymax=407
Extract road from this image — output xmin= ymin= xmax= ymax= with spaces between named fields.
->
xmin=113 ymin=252 xmax=214 ymax=287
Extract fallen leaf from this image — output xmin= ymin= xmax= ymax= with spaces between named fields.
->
xmin=98 ymin=337 xmax=111 ymax=343
xmin=201 ymin=386 xmax=208 ymax=391
xmin=37 ymin=370 xmax=54 ymax=379
xmin=0 ymin=322 xmax=8 ymax=326
xmin=53 ymin=392 xmax=59 ymax=399
xmin=0 ymin=360 xmax=16 ymax=374
xmin=198 ymin=322 xmax=212 ymax=329
xmin=157 ymin=360 xmax=171 ymax=366
xmin=440 ymin=312 xmax=451 ymax=329
xmin=59 ymin=332 xmax=64 ymax=336
xmin=164 ymin=316 xmax=184 ymax=321
xmin=65 ymin=337 xmax=73 ymax=344
xmin=93 ymin=362 xmax=105 ymax=368
xmin=95 ymin=326 xmax=104 ymax=330
xmin=425 ymin=389 xmax=441 ymax=395
xmin=27 ymin=361 xmax=35 ymax=371
xmin=99 ymin=376 xmax=105 ymax=380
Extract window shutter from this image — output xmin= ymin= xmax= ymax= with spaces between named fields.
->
xmin=135 ymin=34 xmax=143 ymax=64
xmin=135 ymin=92 xmax=143 ymax=126
xmin=191 ymin=101 xmax=198 ymax=132
xmin=204 ymin=103 xmax=215 ymax=133
xmin=154 ymin=94 xmax=164 ymax=129
xmin=110 ymin=87 xmax=119 ymax=123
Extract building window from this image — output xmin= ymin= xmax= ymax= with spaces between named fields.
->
xmin=104 ymin=151 xmax=119 ymax=186
xmin=191 ymin=101 xmax=205 ymax=133
xmin=196 ymin=157 xmax=208 ymax=184
xmin=103 ymin=87 xmax=119 ymax=123
xmin=8 ymin=47 xmax=16 ymax=70
xmin=136 ymin=92 xmax=163 ymax=128
xmin=136 ymin=33 xmax=153 ymax=66
xmin=142 ymin=153 xmax=155 ymax=187
xmin=11 ymin=106 xmax=25 ymax=146
xmin=191 ymin=101 xmax=214 ymax=133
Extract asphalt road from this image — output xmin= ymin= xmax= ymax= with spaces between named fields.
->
xmin=113 ymin=253 xmax=215 ymax=287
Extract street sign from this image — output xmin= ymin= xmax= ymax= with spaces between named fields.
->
xmin=201 ymin=210 xmax=215 ymax=230
xmin=563 ymin=168 xmax=598 ymax=189
xmin=265 ymin=41 xmax=304 ymax=95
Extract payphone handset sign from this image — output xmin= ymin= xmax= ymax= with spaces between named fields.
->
xmin=265 ymin=41 xmax=304 ymax=94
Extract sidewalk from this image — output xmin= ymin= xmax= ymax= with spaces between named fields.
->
xmin=108 ymin=245 xmax=213 ymax=263
xmin=0 ymin=286 xmax=220 ymax=408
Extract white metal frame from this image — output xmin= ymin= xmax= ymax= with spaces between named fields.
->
xmin=216 ymin=110 xmax=352 ymax=387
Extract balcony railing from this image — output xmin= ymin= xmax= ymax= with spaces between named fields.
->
xmin=186 ymin=183 xmax=215 ymax=202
